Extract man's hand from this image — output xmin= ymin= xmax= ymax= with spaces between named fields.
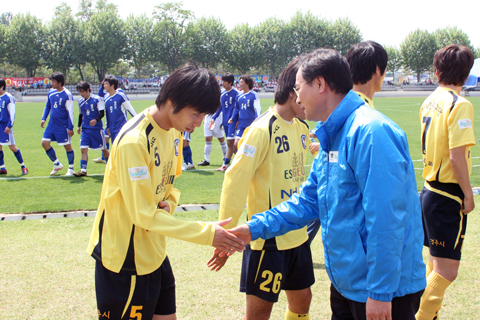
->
xmin=158 ymin=200 xmax=170 ymax=214
xmin=228 ymin=224 xmax=252 ymax=246
xmin=4 ymin=127 xmax=11 ymax=134
xmin=366 ymin=298 xmax=392 ymax=320
xmin=77 ymin=127 xmax=81 ymax=134
xmin=212 ymin=218 xmax=245 ymax=255
xmin=106 ymin=128 xmax=110 ymax=135
xmin=228 ymin=119 xmax=233 ymax=124
xmin=67 ymin=129 xmax=74 ymax=137
xmin=90 ymin=119 xmax=97 ymax=127
xmin=207 ymin=248 xmax=229 ymax=271
xmin=40 ymin=120 xmax=45 ymax=128
xmin=462 ymin=194 xmax=474 ymax=214
xmin=309 ymin=142 xmax=319 ymax=155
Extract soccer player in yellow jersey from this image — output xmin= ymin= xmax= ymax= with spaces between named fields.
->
xmin=87 ymin=64 xmax=245 ymax=320
xmin=346 ymin=40 xmax=388 ymax=109
xmin=208 ymin=57 xmax=314 ymax=320
xmin=416 ymin=44 xmax=475 ymax=320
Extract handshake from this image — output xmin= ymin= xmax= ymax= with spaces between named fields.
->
xmin=209 ymin=218 xmax=252 ymax=271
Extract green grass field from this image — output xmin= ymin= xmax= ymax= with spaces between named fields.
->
xmin=2 ymin=96 xmax=480 ymax=214
xmin=1 ymin=96 xmax=480 ymax=319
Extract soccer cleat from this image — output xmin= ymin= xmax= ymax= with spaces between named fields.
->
xmin=93 ymin=157 xmax=107 ymax=164
xmin=216 ymin=164 xmax=229 ymax=172
xmin=197 ymin=159 xmax=210 ymax=166
xmin=73 ymin=170 xmax=87 ymax=177
xmin=65 ymin=169 xmax=75 ymax=177
xmin=182 ymin=163 xmax=195 ymax=171
xmin=50 ymin=163 xmax=64 ymax=175
xmin=0 ymin=168 xmax=7 ymax=175
xmin=22 ymin=167 xmax=29 ymax=175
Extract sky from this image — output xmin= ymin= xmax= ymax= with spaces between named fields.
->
xmin=4 ymin=0 xmax=480 ymax=48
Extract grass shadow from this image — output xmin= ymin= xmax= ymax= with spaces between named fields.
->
xmin=313 ymin=262 xmax=325 ymax=270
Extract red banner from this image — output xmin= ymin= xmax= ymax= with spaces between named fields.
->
xmin=2 ymin=77 xmax=50 ymax=87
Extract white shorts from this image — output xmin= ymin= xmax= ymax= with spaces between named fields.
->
xmin=204 ymin=114 xmax=225 ymax=138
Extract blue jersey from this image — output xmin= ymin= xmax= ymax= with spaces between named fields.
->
xmin=230 ymin=90 xmax=261 ymax=129
xmin=78 ymin=94 xmax=105 ymax=129
xmin=104 ymin=90 xmax=136 ymax=134
xmin=41 ymin=88 xmax=75 ymax=130
xmin=0 ymin=92 xmax=15 ymax=127
xmin=98 ymin=87 xmax=124 ymax=99
xmin=213 ymin=88 xmax=240 ymax=127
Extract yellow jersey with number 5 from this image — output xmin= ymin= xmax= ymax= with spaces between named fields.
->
xmin=420 ymin=87 xmax=475 ymax=183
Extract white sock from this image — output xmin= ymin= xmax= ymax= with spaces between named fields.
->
xmin=204 ymin=142 xmax=212 ymax=162
xmin=220 ymin=141 xmax=227 ymax=159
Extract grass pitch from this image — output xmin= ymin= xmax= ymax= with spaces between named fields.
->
xmin=1 ymin=96 xmax=480 ymax=214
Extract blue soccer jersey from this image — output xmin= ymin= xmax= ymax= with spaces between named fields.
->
xmin=79 ymin=94 xmax=105 ymax=129
xmin=41 ymin=88 xmax=75 ymax=130
xmin=0 ymin=92 xmax=15 ymax=127
xmin=104 ymin=90 xmax=136 ymax=135
xmin=230 ymin=91 xmax=261 ymax=129
xmin=212 ymin=88 xmax=240 ymax=127
xmin=98 ymin=87 xmax=123 ymax=99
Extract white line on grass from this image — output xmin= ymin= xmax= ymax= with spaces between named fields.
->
xmin=0 ymin=173 xmax=105 ymax=181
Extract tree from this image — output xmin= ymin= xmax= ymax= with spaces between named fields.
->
xmin=400 ymin=29 xmax=438 ymax=82
xmin=186 ymin=17 xmax=228 ymax=69
xmin=43 ymin=3 xmax=86 ymax=80
xmin=0 ymin=24 xmax=5 ymax=64
xmin=225 ymin=23 xmax=263 ymax=74
xmin=152 ymin=2 xmax=194 ymax=72
xmin=125 ymin=14 xmax=155 ymax=78
xmin=288 ymin=11 xmax=329 ymax=56
xmin=76 ymin=0 xmax=93 ymax=22
xmin=83 ymin=3 xmax=126 ymax=82
xmin=5 ymin=13 xmax=44 ymax=76
xmin=385 ymin=46 xmax=403 ymax=83
xmin=435 ymin=26 xmax=474 ymax=51
xmin=0 ymin=12 xmax=13 ymax=26
xmin=327 ymin=18 xmax=362 ymax=56
xmin=256 ymin=17 xmax=292 ymax=77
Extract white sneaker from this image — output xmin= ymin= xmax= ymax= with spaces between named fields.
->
xmin=65 ymin=169 xmax=75 ymax=176
xmin=50 ymin=163 xmax=64 ymax=175
xmin=93 ymin=157 xmax=107 ymax=164
xmin=182 ymin=163 xmax=195 ymax=171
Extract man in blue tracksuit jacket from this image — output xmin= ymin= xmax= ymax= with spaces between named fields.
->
xmin=229 ymin=49 xmax=426 ymax=320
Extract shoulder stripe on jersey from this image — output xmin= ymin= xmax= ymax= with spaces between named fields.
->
xmin=249 ymin=110 xmax=269 ymax=127
xmin=296 ymin=117 xmax=309 ymax=129
xmin=268 ymin=115 xmax=277 ymax=141
xmin=114 ymin=114 xmax=146 ymax=150
xmin=448 ymin=91 xmax=459 ymax=115
xmin=145 ymin=124 xmax=154 ymax=154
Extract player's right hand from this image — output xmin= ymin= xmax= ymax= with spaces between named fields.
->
xmin=207 ymin=248 xmax=229 ymax=271
xmin=40 ymin=120 xmax=45 ymax=128
xmin=228 ymin=119 xmax=233 ymax=124
xmin=462 ymin=194 xmax=475 ymax=214
xmin=212 ymin=218 xmax=245 ymax=255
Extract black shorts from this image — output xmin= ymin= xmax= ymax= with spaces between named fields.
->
xmin=95 ymin=256 xmax=176 ymax=319
xmin=420 ymin=182 xmax=468 ymax=261
xmin=240 ymin=240 xmax=315 ymax=302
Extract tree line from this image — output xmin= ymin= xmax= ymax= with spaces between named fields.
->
xmin=0 ymin=0 xmax=478 ymax=85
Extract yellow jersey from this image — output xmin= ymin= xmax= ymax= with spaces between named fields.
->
xmin=354 ymin=91 xmax=375 ymax=109
xmin=420 ymin=87 xmax=475 ymax=184
xmin=87 ymin=107 xmax=216 ymax=275
xmin=219 ymin=107 xmax=310 ymax=250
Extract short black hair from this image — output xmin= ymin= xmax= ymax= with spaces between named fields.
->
xmin=239 ymin=75 xmax=254 ymax=90
xmin=0 ymin=79 xmax=6 ymax=91
xmin=300 ymin=48 xmax=353 ymax=95
xmin=434 ymin=44 xmax=474 ymax=86
xmin=346 ymin=41 xmax=388 ymax=85
xmin=104 ymin=75 xmax=119 ymax=90
xmin=222 ymin=73 xmax=234 ymax=85
xmin=155 ymin=64 xmax=220 ymax=115
xmin=76 ymin=81 xmax=91 ymax=92
xmin=50 ymin=72 xmax=65 ymax=87
xmin=274 ymin=56 xmax=302 ymax=105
